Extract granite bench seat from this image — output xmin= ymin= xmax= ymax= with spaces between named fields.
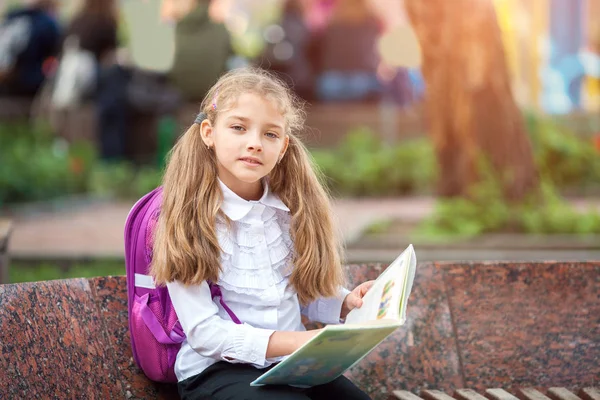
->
xmin=0 ymin=262 xmax=598 ymax=400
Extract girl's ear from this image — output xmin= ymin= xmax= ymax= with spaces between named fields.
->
xmin=200 ymin=119 xmax=214 ymax=148
xmin=280 ymin=135 xmax=290 ymax=161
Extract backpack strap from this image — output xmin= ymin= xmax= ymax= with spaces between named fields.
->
xmin=133 ymin=276 xmax=241 ymax=325
xmin=133 ymin=187 xmax=241 ymax=325
xmin=138 ymin=292 xmax=185 ymax=345
xmin=209 ymin=282 xmax=242 ymax=324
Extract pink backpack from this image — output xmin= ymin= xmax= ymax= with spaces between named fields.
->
xmin=125 ymin=187 xmax=241 ymax=383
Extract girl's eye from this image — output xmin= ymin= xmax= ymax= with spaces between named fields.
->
xmin=231 ymin=125 xmax=245 ymax=131
xmin=265 ymin=132 xmax=279 ymax=139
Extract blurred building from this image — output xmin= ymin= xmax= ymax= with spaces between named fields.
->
xmin=494 ymin=0 xmax=600 ymax=114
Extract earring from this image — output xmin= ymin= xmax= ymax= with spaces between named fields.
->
xmin=206 ymin=145 xmax=211 ymax=150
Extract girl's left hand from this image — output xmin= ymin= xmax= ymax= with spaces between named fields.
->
xmin=341 ymin=280 xmax=375 ymax=319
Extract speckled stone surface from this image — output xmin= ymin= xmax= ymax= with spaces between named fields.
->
xmin=89 ymin=276 xmax=178 ymax=400
xmin=345 ymin=263 xmax=464 ymax=400
xmin=0 ymin=278 xmax=123 ymax=399
xmin=0 ymin=277 xmax=177 ymax=399
xmin=441 ymin=261 xmax=600 ymax=391
xmin=1 ymin=262 xmax=598 ymax=400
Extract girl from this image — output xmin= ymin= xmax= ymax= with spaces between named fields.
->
xmin=151 ymin=67 xmax=373 ymax=400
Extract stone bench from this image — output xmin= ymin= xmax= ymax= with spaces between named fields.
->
xmin=0 ymin=261 xmax=598 ymax=400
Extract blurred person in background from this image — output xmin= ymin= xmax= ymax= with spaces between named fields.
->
xmin=314 ymin=0 xmax=382 ymax=102
xmin=260 ymin=0 xmax=317 ymax=101
xmin=0 ymin=0 xmax=61 ymax=97
xmin=65 ymin=0 xmax=119 ymax=66
xmin=62 ymin=0 xmax=128 ymax=161
xmin=168 ymin=0 xmax=233 ymax=103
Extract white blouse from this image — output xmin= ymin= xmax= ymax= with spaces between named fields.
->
xmin=167 ymin=180 xmax=349 ymax=382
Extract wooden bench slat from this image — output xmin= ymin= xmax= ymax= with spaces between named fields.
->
xmin=518 ymin=388 xmax=553 ymax=400
xmin=455 ymin=389 xmax=489 ymax=400
xmin=393 ymin=390 xmax=425 ymax=400
xmin=579 ymin=388 xmax=600 ymax=400
xmin=485 ymin=389 xmax=520 ymax=400
xmin=422 ymin=389 xmax=458 ymax=400
xmin=548 ymin=388 xmax=582 ymax=400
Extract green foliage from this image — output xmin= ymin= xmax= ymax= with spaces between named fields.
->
xmin=526 ymin=111 xmax=600 ymax=190
xmin=10 ymin=260 xmax=125 ymax=283
xmin=0 ymin=122 xmax=164 ymax=205
xmin=88 ymin=162 xmax=163 ymax=199
xmin=364 ymin=219 xmax=394 ymax=235
xmin=318 ymin=115 xmax=600 ymax=237
xmin=0 ymin=123 xmax=94 ymax=206
xmin=312 ymin=114 xmax=600 ymax=198
xmin=311 ymin=127 xmax=437 ymax=196
xmin=417 ymin=177 xmax=600 ymax=239
xmin=417 ymin=164 xmax=510 ymax=239
xmin=88 ymin=162 xmax=136 ymax=198
xmin=519 ymin=182 xmax=600 ymax=234
xmin=3 ymin=111 xmax=599 ymax=210
xmin=133 ymin=166 xmax=164 ymax=196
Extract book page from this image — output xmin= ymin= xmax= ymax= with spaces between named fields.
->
xmin=344 ymin=245 xmax=415 ymax=325
xmin=250 ymin=322 xmax=400 ymax=387
xmin=398 ymin=245 xmax=417 ymax=322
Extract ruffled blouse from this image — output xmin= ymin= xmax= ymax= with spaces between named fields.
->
xmin=166 ymin=179 xmax=349 ymax=382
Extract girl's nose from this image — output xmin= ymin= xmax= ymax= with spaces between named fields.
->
xmin=246 ymin=132 xmax=263 ymax=152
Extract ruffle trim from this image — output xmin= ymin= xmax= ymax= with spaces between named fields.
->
xmin=216 ymin=209 xmax=295 ymax=293
xmin=216 ymin=209 xmax=291 ymax=251
xmin=218 ymin=257 xmax=294 ymax=295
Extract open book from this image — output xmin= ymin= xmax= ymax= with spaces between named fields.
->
xmin=251 ymin=244 xmax=417 ymax=387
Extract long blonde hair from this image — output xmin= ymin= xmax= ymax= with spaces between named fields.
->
xmin=151 ymin=67 xmax=345 ymax=304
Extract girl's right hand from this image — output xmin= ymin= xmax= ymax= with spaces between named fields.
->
xmin=267 ymin=329 xmax=323 ymax=358
xmin=295 ymin=329 xmax=322 ymax=349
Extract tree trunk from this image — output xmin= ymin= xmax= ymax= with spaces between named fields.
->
xmin=404 ymin=0 xmax=538 ymax=200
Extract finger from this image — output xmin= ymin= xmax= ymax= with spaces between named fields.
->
xmin=359 ymin=282 xmax=373 ymax=297
xmin=359 ymin=286 xmax=368 ymax=297
xmin=351 ymin=295 xmax=363 ymax=308
xmin=346 ymin=294 xmax=362 ymax=310
xmin=355 ymin=298 xmax=363 ymax=308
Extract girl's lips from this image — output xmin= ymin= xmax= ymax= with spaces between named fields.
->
xmin=239 ymin=157 xmax=263 ymax=166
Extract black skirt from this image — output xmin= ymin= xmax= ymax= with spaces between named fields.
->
xmin=177 ymin=361 xmax=372 ymax=400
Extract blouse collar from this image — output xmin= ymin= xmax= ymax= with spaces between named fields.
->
xmin=219 ymin=179 xmax=290 ymax=221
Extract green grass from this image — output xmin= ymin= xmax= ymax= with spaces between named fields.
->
xmin=363 ymin=219 xmax=394 ymax=235
xmin=9 ymin=260 xmax=125 ymax=284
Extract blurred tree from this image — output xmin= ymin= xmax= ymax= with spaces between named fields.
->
xmin=404 ymin=0 xmax=538 ymax=200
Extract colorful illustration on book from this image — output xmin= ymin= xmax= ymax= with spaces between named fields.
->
xmin=297 ymin=359 xmax=339 ymax=379
xmin=377 ymin=280 xmax=395 ymax=319
xmin=264 ymin=357 xmax=341 ymax=384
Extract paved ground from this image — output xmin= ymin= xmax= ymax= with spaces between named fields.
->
xmin=5 ymin=196 xmax=600 ymax=262
xmin=6 ymin=197 xmax=434 ymax=259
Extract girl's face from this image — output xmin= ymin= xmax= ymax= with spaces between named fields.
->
xmin=200 ymin=92 xmax=289 ymax=200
